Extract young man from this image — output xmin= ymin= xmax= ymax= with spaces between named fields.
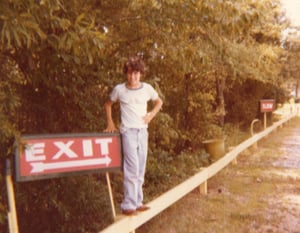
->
xmin=104 ymin=56 xmax=163 ymax=215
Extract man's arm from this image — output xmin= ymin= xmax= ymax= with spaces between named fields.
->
xmin=143 ymin=97 xmax=163 ymax=124
xmin=103 ymin=100 xmax=118 ymax=132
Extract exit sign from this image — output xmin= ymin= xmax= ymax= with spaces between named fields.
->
xmin=15 ymin=133 xmax=122 ymax=182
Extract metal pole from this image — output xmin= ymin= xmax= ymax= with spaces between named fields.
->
xmin=250 ymin=119 xmax=260 ymax=136
xmin=105 ymin=172 xmax=116 ymax=220
xmin=6 ymin=159 xmax=19 ymax=233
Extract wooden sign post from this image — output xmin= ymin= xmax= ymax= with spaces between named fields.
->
xmin=260 ymin=99 xmax=275 ymax=129
xmin=6 ymin=159 xmax=19 ymax=233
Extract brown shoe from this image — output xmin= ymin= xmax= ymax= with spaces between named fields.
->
xmin=136 ymin=205 xmax=150 ymax=212
xmin=122 ymin=209 xmax=137 ymax=216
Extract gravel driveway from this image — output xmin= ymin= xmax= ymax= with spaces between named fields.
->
xmin=140 ymin=115 xmax=300 ymax=233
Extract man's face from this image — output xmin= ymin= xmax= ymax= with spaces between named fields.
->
xmin=127 ymin=70 xmax=141 ymax=88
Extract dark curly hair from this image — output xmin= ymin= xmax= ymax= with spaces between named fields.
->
xmin=123 ymin=56 xmax=145 ymax=75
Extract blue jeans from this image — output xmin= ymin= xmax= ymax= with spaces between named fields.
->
xmin=120 ymin=128 xmax=148 ymax=210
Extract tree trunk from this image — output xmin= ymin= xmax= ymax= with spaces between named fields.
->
xmin=216 ymin=75 xmax=226 ymax=126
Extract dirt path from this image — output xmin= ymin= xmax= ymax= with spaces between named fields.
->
xmin=139 ymin=116 xmax=300 ymax=233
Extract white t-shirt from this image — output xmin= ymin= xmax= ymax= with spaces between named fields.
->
xmin=110 ymin=82 xmax=159 ymax=129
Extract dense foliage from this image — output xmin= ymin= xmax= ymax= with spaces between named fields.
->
xmin=1 ymin=0 xmax=299 ymax=232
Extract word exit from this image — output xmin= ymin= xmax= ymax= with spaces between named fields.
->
xmin=15 ymin=133 xmax=122 ymax=182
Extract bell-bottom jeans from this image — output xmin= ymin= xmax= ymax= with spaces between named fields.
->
xmin=120 ymin=128 xmax=148 ymax=210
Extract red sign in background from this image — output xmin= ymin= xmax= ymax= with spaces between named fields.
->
xmin=15 ymin=133 xmax=122 ymax=182
xmin=260 ymin=99 xmax=275 ymax=112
